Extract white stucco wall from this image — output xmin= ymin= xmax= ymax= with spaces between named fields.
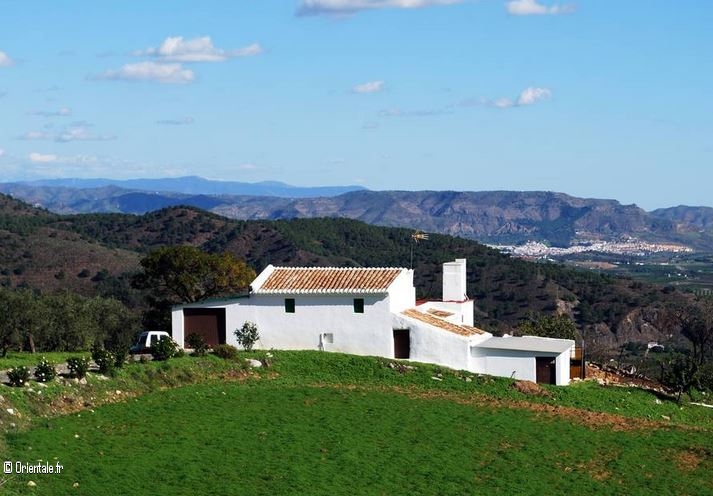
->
xmin=555 ymin=350 xmax=571 ymax=386
xmin=391 ymin=314 xmax=489 ymax=371
xmin=228 ymin=293 xmax=395 ymax=357
xmin=387 ymin=270 xmax=416 ymax=313
xmin=469 ymin=347 xmax=571 ymax=385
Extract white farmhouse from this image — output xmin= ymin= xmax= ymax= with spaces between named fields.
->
xmin=172 ymin=259 xmax=575 ymax=385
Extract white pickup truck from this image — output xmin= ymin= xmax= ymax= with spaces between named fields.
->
xmin=130 ymin=331 xmax=172 ymax=354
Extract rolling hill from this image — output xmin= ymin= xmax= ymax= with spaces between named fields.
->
xmin=3 ymin=179 xmax=713 ymax=250
xmin=0 ymin=193 xmax=693 ymax=358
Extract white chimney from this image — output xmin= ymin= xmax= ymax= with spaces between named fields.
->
xmin=442 ymin=258 xmax=467 ymax=302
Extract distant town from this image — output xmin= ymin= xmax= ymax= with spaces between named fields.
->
xmin=490 ymin=238 xmax=693 ymax=259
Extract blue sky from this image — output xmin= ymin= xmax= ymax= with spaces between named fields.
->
xmin=0 ymin=0 xmax=711 ymax=210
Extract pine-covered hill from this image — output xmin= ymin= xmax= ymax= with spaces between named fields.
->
xmin=0 ymin=194 xmax=690 ymax=350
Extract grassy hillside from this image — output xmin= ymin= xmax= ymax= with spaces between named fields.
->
xmin=1 ymin=352 xmax=711 ymax=495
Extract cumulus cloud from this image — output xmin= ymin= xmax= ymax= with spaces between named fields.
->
xmin=156 ymin=117 xmax=195 ymax=125
xmin=506 ymin=0 xmax=575 ymax=16
xmin=352 ymin=80 xmax=384 ymax=94
xmin=95 ymin=61 xmax=195 ymax=84
xmin=29 ymin=152 xmax=58 ymax=163
xmin=0 ymin=51 xmax=13 ymax=67
xmin=297 ymin=0 xmax=462 ymax=16
xmin=516 ymin=86 xmax=552 ymax=105
xmin=136 ymin=36 xmax=263 ymax=62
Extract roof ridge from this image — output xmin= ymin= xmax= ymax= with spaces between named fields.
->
xmin=271 ymin=266 xmax=407 ymax=271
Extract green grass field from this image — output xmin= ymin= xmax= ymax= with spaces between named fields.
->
xmin=1 ymin=352 xmax=712 ymax=495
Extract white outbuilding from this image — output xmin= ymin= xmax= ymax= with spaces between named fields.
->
xmin=172 ymin=258 xmax=575 ymax=385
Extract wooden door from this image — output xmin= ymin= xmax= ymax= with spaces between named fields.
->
xmin=393 ymin=329 xmax=410 ymax=359
xmin=535 ymin=357 xmax=556 ymax=385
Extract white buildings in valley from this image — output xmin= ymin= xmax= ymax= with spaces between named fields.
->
xmin=172 ymin=259 xmax=575 ymax=385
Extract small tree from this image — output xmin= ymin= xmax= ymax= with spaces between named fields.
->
xmin=234 ymin=321 xmax=259 ymax=351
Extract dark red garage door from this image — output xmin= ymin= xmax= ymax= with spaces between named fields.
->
xmin=183 ymin=308 xmax=226 ymax=347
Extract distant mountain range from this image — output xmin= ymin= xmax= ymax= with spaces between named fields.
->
xmin=9 ymin=176 xmax=366 ymax=198
xmin=2 ymin=177 xmax=713 ymax=251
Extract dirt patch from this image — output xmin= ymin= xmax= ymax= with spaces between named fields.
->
xmin=511 ymin=380 xmax=551 ymax=397
xmin=672 ymin=448 xmax=710 ymax=473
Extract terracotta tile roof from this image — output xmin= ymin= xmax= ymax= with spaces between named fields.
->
xmin=427 ymin=308 xmax=454 ymax=318
xmin=256 ymin=267 xmax=405 ymax=294
xmin=401 ymin=309 xmax=486 ymax=337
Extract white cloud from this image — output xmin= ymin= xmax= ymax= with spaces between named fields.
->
xmin=136 ymin=36 xmax=263 ymax=62
xmin=55 ymin=127 xmax=116 ymax=142
xmin=463 ymin=87 xmax=552 ymax=109
xmin=230 ymin=43 xmax=263 ymax=58
xmin=493 ymin=97 xmax=515 ymax=109
xmin=29 ymin=152 xmax=58 ymax=163
xmin=516 ymin=86 xmax=552 ymax=105
xmin=506 ymin=0 xmax=575 ymax=16
xmin=0 ymin=148 xmax=5 ymax=157
xmin=96 ymin=61 xmax=195 ymax=84
xmin=379 ymin=107 xmax=450 ymax=117
xmin=19 ymin=131 xmax=52 ymax=140
xmin=0 ymin=51 xmax=13 ymax=67
xmin=156 ymin=117 xmax=195 ymax=125
xmin=297 ymin=0 xmax=462 ymax=16
xmin=237 ymin=163 xmax=258 ymax=170
xmin=31 ymin=107 xmax=71 ymax=117
xmin=19 ymin=126 xmax=114 ymax=142
xmin=352 ymin=80 xmax=384 ymax=94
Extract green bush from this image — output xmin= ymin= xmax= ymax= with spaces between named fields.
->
xmin=112 ymin=346 xmax=128 ymax=368
xmin=67 ymin=356 xmax=91 ymax=379
xmin=92 ymin=345 xmax=116 ymax=376
xmin=7 ymin=366 xmax=30 ymax=387
xmin=212 ymin=344 xmax=238 ymax=360
xmin=150 ymin=336 xmax=179 ymax=361
xmin=186 ymin=332 xmax=209 ymax=356
xmin=234 ymin=321 xmax=260 ymax=351
xmin=34 ymin=357 xmax=57 ymax=382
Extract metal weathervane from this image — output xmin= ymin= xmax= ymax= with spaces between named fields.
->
xmin=410 ymin=230 xmax=429 ymax=268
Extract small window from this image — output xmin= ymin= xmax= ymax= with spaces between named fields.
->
xmin=353 ymin=298 xmax=365 ymax=313
xmin=285 ymin=298 xmax=295 ymax=313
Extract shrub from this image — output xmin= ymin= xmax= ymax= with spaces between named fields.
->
xmin=67 ymin=356 xmax=91 ymax=379
xmin=92 ymin=345 xmax=116 ymax=376
xmin=112 ymin=346 xmax=128 ymax=368
xmin=8 ymin=366 xmax=30 ymax=387
xmin=150 ymin=336 xmax=179 ymax=361
xmin=234 ymin=321 xmax=260 ymax=351
xmin=186 ymin=332 xmax=209 ymax=356
xmin=213 ymin=344 xmax=238 ymax=360
xmin=34 ymin=357 xmax=57 ymax=383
